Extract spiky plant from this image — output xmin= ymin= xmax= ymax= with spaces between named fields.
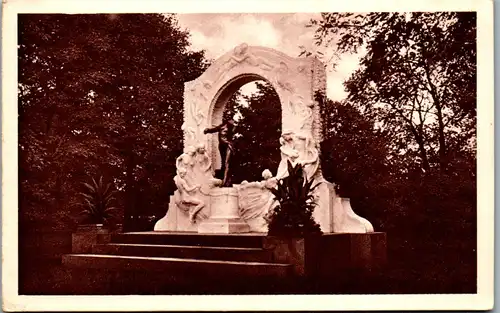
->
xmin=266 ymin=161 xmax=323 ymax=237
xmin=78 ymin=176 xmax=120 ymax=227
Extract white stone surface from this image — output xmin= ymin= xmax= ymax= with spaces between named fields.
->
xmin=197 ymin=187 xmax=250 ymax=234
xmin=182 ymin=43 xmax=325 ymax=171
xmin=154 ymin=143 xmax=219 ymax=231
xmin=235 ymin=170 xmax=279 ymax=232
xmin=333 ymin=198 xmax=374 ymax=233
xmin=154 ymin=43 xmax=374 ymax=234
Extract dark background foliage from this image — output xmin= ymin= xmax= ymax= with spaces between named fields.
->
xmin=224 ymin=81 xmax=282 ymax=184
xmin=19 ymin=14 xmax=209 ymax=232
xmin=18 ymin=12 xmax=476 ymax=294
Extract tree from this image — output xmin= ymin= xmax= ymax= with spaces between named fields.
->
xmin=225 ymin=81 xmax=282 ymax=184
xmin=304 ymin=12 xmax=476 ymax=172
xmin=18 ymin=14 xmax=209 ymax=231
xmin=305 ymin=14 xmax=477 ymax=291
xmin=316 ymin=93 xmax=397 ymax=227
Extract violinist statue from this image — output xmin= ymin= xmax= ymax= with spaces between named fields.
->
xmin=203 ymin=119 xmax=236 ymax=187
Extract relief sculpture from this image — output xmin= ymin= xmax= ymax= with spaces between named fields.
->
xmin=181 ymin=122 xmax=196 ymax=142
xmin=289 ymin=94 xmax=314 ymax=132
xmin=156 ymin=43 xmax=374 ymax=235
xmin=276 ymin=131 xmax=319 ymax=181
xmin=273 ymin=61 xmax=295 ymax=93
xmin=174 ymin=169 xmax=205 ymax=223
xmin=211 ymin=43 xmax=276 ymax=86
xmin=172 ymin=144 xmax=221 ymax=224
xmin=236 ymin=169 xmax=279 ymax=232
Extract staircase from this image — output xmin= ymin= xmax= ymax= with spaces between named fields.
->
xmin=62 ymin=231 xmax=296 ymax=294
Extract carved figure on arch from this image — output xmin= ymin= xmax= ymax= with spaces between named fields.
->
xmin=273 ymin=61 xmax=295 ymax=93
xmin=276 ymin=132 xmax=300 ymax=180
xmin=193 ymin=143 xmax=222 ymax=193
xmin=275 ymin=131 xmax=319 ymax=181
xmin=289 ymin=94 xmax=314 ymax=132
xmin=176 ymin=146 xmax=196 ymax=181
xmin=294 ymin=131 xmax=320 ymax=182
xmin=181 ymin=123 xmax=196 ymax=142
xmin=194 ymin=143 xmax=212 ymax=174
xmin=212 ymin=43 xmax=275 ymax=84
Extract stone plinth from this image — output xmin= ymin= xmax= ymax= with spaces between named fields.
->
xmin=198 ymin=187 xmax=250 ymax=234
xmin=263 ymin=232 xmax=387 ymax=277
xmin=72 ymin=224 xmax=110 ymax=254
xmin=154 ymin=194 xmax=200 ymax=232
xmin=312 ymin=181 xmax=374 ymax=233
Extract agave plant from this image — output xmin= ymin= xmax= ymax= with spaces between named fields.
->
xmin=266 ymin=160 xmax=323 ymax=237
xmin=78 ymin=176 xmax=120 ymax=226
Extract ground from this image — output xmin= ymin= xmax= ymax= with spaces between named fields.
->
xmin=19 ymin=229 xmax=475 ymax=295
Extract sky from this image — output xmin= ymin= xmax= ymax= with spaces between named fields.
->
xmin=176 ymin=13 xmax=362 ymax=101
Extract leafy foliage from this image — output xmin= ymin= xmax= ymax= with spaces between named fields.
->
xmin=316 ymin=90 xmax=475 ymax=291
xmin=78 ymin=176 xmax=121 ymax=226
xmin=266 ymin=161 xmax=322 ymax=237
xmin=225 ymin=81 xmax=282 ymax=184
xmin=316 ymin=93 xmax=394 ymax=225
xmin=308 ymin=18 xmax=477 ymax=286
xmin=18 ymin=14 xmax=209 ymax=231
xmin=305 ymin=12 xmax=476 ymax=172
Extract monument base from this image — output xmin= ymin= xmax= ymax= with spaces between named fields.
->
xmin=313 ymin=180 xmax=374 ymax=233
xmin=198 ymin=187 xmax=251 ymax=234
xmin=263 ymin=232 xmax=387 ymax=277
xmin=63 ymin=231 xmax=388 ymax=295
xmin=197 ymin=217 xmax=251 ymax=234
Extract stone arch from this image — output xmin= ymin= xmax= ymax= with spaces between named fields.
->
xmin=182 ymin=43 xmax=327 ymax=173
xmin=207 ymin=74 xmax=281 ymax=170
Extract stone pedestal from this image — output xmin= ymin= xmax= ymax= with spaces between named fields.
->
xmin=198 ymin=187 xmax=250 ymax=234
xmin=263 ymin=232 xmax=387 ymax=277
xmin=72 ymin=224 xmax=110 ymax=253
xmin=312 ymin=181 xmax=374 ymax=233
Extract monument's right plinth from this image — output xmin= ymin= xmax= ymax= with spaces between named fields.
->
xmin=263 ymin=232 xmax=387 ymax=277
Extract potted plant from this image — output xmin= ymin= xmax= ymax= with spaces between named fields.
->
xmin=72 ymin=176 xmax=122 ymax=253
xmin=264 ymin=161 xmax=322 ymax=276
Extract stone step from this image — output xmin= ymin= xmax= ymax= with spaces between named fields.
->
xmin=111 ymin=231 xmax=266 ymax=248
xmin=92 ymin=243 xmax=274 ymax=263
xmin=62 ymin=254 xmax=292 ymax=278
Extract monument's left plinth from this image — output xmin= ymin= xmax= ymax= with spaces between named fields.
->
xmin=198 ymin=187 xmax=250 ymax=234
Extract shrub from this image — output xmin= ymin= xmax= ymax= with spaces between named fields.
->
xmin=266 ymin=161 xmax=323 ymax=237
xmin=77 ymin=176 xmax=121 ymax=227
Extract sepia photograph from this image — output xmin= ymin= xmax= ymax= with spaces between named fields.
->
xmin=3 ymin=0 xmax=494 ymax=311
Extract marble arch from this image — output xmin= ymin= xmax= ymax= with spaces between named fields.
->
xmin=155 ymin=43 xmax=373 ymax=234
xmin=181 ymin=43 xmax=326 ymax=171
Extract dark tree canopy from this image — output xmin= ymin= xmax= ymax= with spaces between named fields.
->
xmin=18 ymin=14 xmax=209 ymax=230
xmin=224 ymin=81 xmax=282 ymax=184
xmin=305 ymin=13 xmax=476 ymax=291
xmin=17 ymin=12 xmax=477 ymax=293
xmin=305 ymin=12 xmax=476 ymax=172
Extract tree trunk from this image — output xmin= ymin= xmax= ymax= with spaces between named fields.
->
xmin=423 ymin=59 xmax=447 ymax=170
xmin=435 ymin=103 xmax=447 ymax=170
xmin=409 ymin=124 xmax=431 ymax=172
xmin=398 ymin=107 xmax=431 ymax=172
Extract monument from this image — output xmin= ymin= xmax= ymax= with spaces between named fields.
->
xmin=154 ymin=43 xmax=373 ymax=234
